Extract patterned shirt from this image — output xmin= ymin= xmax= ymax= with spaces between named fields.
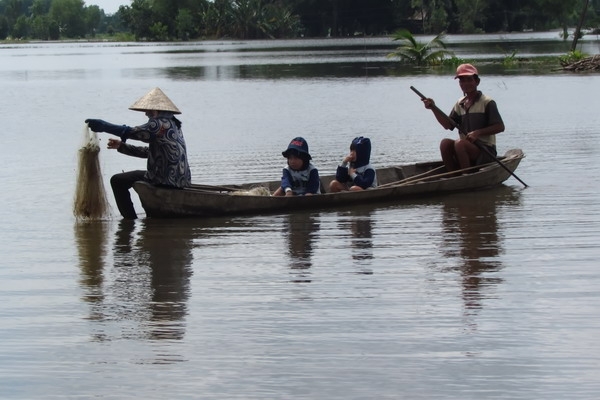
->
xmin=118 ymin=113 xmax=191 ymax=188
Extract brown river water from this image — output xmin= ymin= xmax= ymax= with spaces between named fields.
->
xmin=1 ymin=33 xmax=599 ymax=399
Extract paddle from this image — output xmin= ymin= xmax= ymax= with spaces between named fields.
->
xmin=392 ymin=162 xmax=496 ymax=186
xmin=410 ymin=86 xmax=528 ymax=188
xmin=379 ymin=165 xmax=445 ymax=187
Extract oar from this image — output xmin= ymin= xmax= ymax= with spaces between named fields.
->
xmin=410 ymin=86 xmax=528 ymax=188
xmin=392 ymin=162 xmax=493 ymax=186
xmin=379 ymin=165 xmax=446 ymax=188
xmin=383 ymin=163 xmax=490 ymax=188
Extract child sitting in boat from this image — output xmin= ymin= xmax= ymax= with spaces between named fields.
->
xmin=273 ymin=137 xmax=321 ymax=197
xmin=329 ymin=136 xmax=377 ymax=192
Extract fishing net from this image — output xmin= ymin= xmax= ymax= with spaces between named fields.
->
xmin=73 ymin=125 xmax=111 ymax=220
xmin=230 ymin=186 xmax=272 ymax=196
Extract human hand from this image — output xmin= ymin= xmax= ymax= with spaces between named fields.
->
xmin=107 ymin=138 xmax=121 ymax=149
xmin=285 ymin=190 xmax=294 ymax=197
xmin=343 ymin=153 xmax=355 ymax=163
xmin=85 ymin=119 xmax=131 ymax=138
xmin=85 ymin=119 xmax=108 ymax=132
xmin=422 ymin=98 xmax=435 ymax=109
xmin=466 ymin=130 xmax=479 ymax=143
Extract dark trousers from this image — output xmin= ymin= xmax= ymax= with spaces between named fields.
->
xmin=110 ymin=170 xmax=146 ymax=219
xmin=476 ymin=144 xmax=497 ymax=165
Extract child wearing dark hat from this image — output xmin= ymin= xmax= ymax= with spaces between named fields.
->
xmin=273 ymin=137 xmax=321 ymax=197
xmin=329 ymin=136 xmax=377 ymax=192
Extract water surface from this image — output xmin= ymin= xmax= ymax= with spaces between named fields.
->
xmin=0 ymin=34 xmax=599 ymax=399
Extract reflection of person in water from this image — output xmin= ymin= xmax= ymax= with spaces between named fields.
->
xmin=77 ymin=219 xmax=195 ymax=348
xmin=349 ymin=210 xmax=374 ymax=264
xmin=441 ymin=187 xmax=521 ymax=315
xmin=336 ymin=209 xmax=374 ymax=274
xmin=285 ymin=213 xmax=320 ymax=283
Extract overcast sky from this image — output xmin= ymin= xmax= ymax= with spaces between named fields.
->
xmin=87 ymin=0 xmax=129 ymax=15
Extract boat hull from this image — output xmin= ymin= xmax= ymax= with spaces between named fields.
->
xmin=134 ymin=149 xmax=524 ymax=218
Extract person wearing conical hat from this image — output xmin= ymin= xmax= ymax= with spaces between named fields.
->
xmin=85 ymin=87 xmax=191 ymax=219
xmin=421 ymin=63 xmax=505 ymax=172
xmin=273 ymin=137 xmax=321 ymax=196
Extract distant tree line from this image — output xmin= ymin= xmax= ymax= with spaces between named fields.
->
xmin=1 ymin=0 xmax=599 ymax=41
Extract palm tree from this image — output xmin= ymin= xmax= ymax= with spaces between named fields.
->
xmin=387 ymin=29 xmax=453 ymax=65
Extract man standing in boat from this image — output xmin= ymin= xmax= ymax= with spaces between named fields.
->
xmin=421 ymin=63 xmax=505 ymax=172
xmin=85 ymin=87 xmax=191 ymax=219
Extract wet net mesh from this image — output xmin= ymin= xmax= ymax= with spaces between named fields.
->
xmin=73 ymin=125 xmax=111 ymax=220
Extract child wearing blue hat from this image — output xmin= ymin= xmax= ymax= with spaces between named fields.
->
xmin=329 ymin=136 xmax=377 ymax=192
xmin=273 ymin=137 xmax=321 ymax=197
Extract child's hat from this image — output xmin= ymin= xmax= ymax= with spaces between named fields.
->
xmin=282 ymin=137 xmax=311 ymax=159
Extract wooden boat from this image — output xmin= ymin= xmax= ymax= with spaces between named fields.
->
xmin=133 ymin=149 xmax=525 ymax=218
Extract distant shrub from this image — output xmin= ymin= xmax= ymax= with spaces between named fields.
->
xmin=559 ymin=50 xmax=587 ymax=66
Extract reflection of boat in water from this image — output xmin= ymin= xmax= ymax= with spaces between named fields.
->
xmin=134 ymin=149 xmax=524 ymax=218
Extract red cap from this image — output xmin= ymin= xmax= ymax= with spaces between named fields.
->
xmin=454 ymin=63 xmax=478 ymax=79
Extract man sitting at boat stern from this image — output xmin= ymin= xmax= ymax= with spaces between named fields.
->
xmin=85 ymin=87 xmax=191 ymax=219
xmin=329 ymin=136 xmax=377 ymax=193
xmin=422 ymin=63 xmax=505 ymax=172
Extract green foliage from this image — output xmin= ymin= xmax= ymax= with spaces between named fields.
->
xmin=50 ymin=0 xmax=86 ymax=38
xmin=440 ymin=56 xmax=469 ymax=67
xmin=12 ymin=15 xmax=29 ymax=38
xmin=111 ymin=31 xmax=135 ymax=42
xmin=0 ymin=0 xmax=597 ymax=41
xmin=502 ymin=50 xmax=519 ymax=66
xmin=175 ymin=8 xmax=194 ymax=40
xmin=30 ymin=14 xmax=51 ymax=39
xmin=0 ymin=15 xmax=9 ymax=40
xmin=387 ymin=29 xmax=454 ymax=65
xmin=559 ymin=50 xmax=588 ymax=65
xmin=149 ymin=21 xmax=168 ymax=41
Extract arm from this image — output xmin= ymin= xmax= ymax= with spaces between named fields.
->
xmin=422 ymin=98 xmax=455 ymax=130
xmin=335 ymin=153 xmax=353 ymax=182
xmin=352 ymin=168 xmax=376 ymax=189
xmin=106 ymin=138 xmax=149 ymax=159
xmin=122 ymin=118 xmax=162 ymax=143
xmin=85 ymin=119 xmax=132 ymax=139
xmin=468 ymin=122 xmax=505 ymax=142
xmin=335 ymin=165 xmax=349 ymax=183
xmin=307 ymin=168 xmax=321 ymax=194
xmin=280 ymin=169 xmax=294 ymax=195
xmin=117 ymin=142 xmax=150 ymax=159
xmin=468 ymin=100 xmax=505 ymax=142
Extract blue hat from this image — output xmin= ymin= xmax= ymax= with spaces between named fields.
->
xmin=282 ymin=137 xmax=311 ymax=160
xmin=350 ymin=136 xmax=371 ymax=167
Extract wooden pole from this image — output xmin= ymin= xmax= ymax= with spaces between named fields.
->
xmin=571 ymin=0 xmax=590 ymax=52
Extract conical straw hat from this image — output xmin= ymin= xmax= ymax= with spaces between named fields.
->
xmin=129 ymin=87 xmax=181 ymax=114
